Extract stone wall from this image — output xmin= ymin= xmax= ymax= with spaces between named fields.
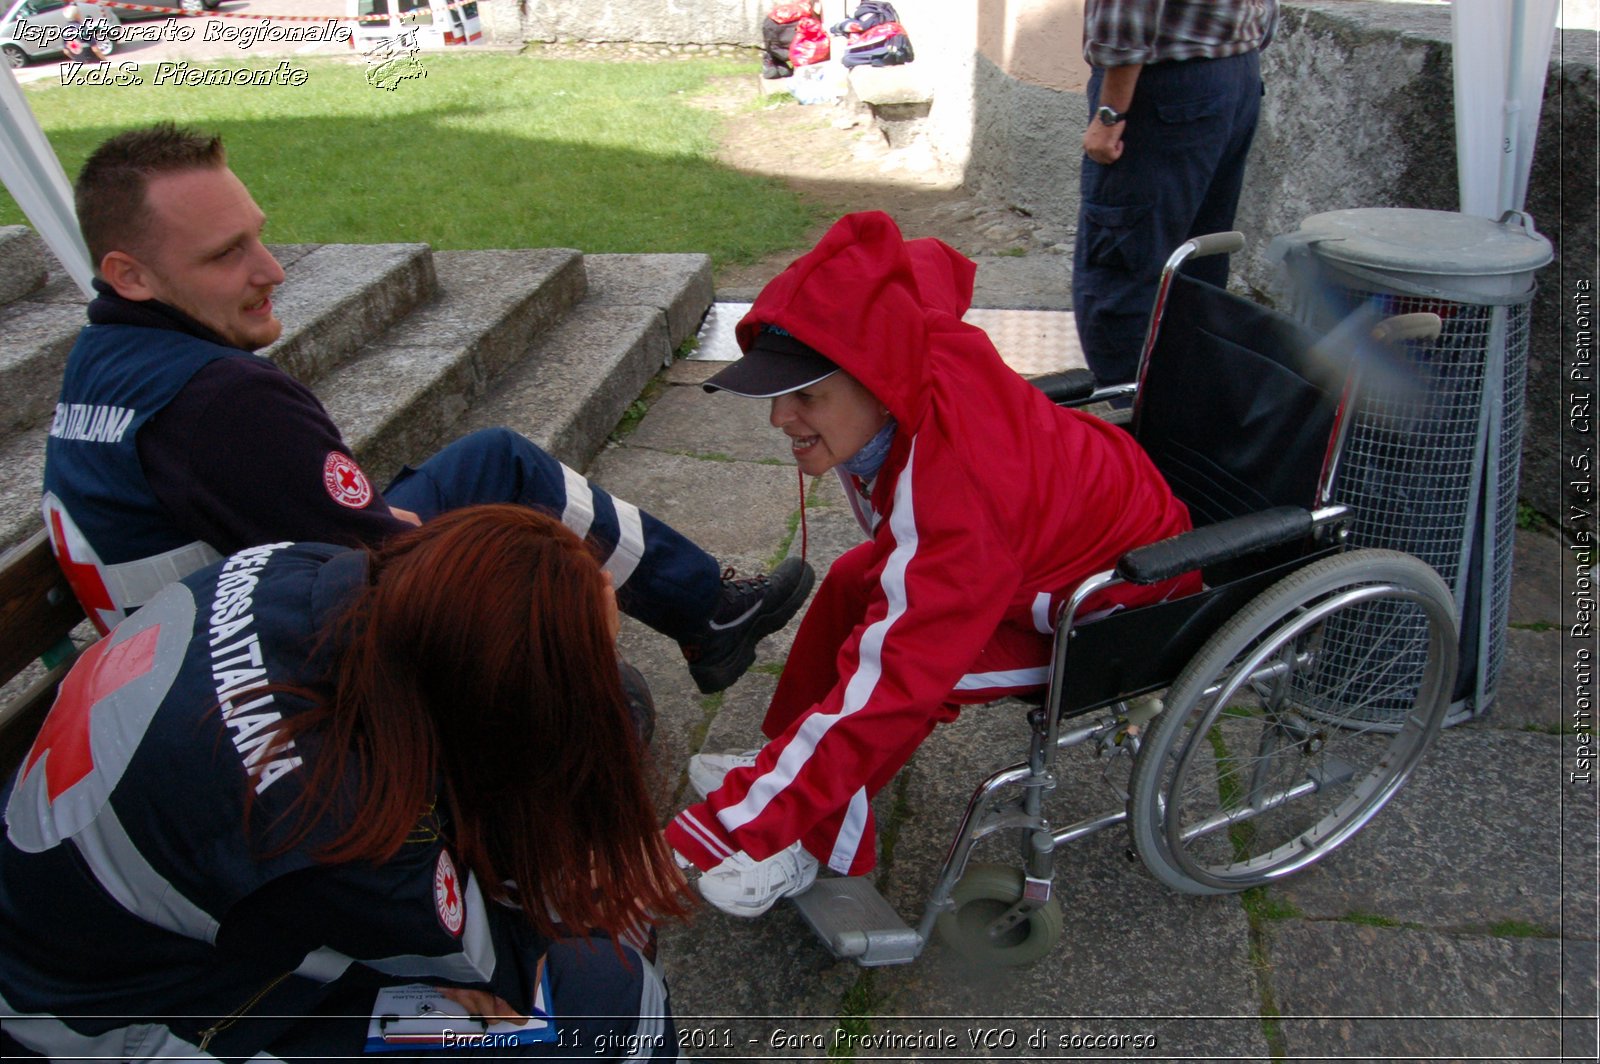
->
xmin=482 ymin=0 xmax=771 ymax=45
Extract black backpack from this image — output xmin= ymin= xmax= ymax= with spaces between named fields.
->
xmin=852 ymin=2 xmax=901 ymax=28
xmin=831 ymin=1 xmax=902 ymax=35
xmin=840 ymin=24 xmax=914 ymax=68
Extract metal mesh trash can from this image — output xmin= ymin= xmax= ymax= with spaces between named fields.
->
xmin=1271 ymin=208 xmax=1553 ymax=726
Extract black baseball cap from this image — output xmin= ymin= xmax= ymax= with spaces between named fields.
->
xmin=703 ymin=327 xmax=838 ymax=398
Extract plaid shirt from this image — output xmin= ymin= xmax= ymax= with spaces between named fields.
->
xmin=1083 ymin=0 xmax=1278 ymax=67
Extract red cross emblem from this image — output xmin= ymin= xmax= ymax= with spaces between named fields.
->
xmin=48 ymin=507 xmax=118 ymax=635
xmin=323 ymin=452 xmax=374 ymax=510
xmin=433 ymin=850 xmax=465 ymax=936
xmin=24 ymin=624 xmax=161 ymax=803
xmin=7 ymin=586 xmax=192 ymax=855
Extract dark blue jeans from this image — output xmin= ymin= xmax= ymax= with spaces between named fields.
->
xmin=386 ymin=428 xmax=720 ymax=642
xmin=1073 ymin=50 xmax=1265 ymax=386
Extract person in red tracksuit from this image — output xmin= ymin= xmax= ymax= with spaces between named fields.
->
xmin=665 ymin=211 xmax=1201 ymax=916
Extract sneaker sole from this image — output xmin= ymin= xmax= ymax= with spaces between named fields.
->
xmin=689 ymin=561 xmax=816 ymax=695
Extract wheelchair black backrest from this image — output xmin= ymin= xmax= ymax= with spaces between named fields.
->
xmin=1130 ymin=271 xmax=1340 ymax=531
xmin=1048 ymin=274 xmax=1349 ymax=716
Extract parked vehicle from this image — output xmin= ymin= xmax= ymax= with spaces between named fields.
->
xmin=1 ymin=0 xmax=120 ymax=68
xmin=347 ymin=0 xmax=480 ymax=51
xmin=113 ymin=0 xmax=222 ymax=21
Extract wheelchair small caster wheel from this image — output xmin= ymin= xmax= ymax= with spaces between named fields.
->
xmin=935 ymin=863 xmax=1063 ymax=966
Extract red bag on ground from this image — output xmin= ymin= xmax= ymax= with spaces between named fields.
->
xmin=789 ymin=16 xmax=830 ymax=65
xmin=768 ymin=2 xmax=813 ymax=24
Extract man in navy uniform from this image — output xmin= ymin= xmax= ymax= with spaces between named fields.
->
xmin=1072 ymin=0 xmax=1277 ymax=386
xmin=41 ymin=123 xmax=811 ymax=695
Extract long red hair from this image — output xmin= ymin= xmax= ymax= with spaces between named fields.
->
xmin=277 ymin=504 xmax=690 ymax=940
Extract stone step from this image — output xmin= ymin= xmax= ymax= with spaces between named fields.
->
xmin=461 ymin=302 xmax=667 ymax=470
xmin=0 ymin=247 xmax=711 ymax=561
xmin=0 ymin=226 xmax=50 ymax=307
xmin=317 ymin=248 xmax=587 ymax=482
xmin=459 ymin=253 xmax=713 ymax=470
xmin=0 ymin=240 xmax=438 ymax=442
xmin=0 ymin=299 xmax=87 ymax=435
xmin=583 ymin=253 xmax=714 ymax=353
xmin=0 ymin=428 xmax=48 ymax=555
xmin=263 ymin=242 xmax=438 ymax=387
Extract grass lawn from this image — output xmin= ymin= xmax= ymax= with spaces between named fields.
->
xmin=0 ymin=52 xmax=819 ymax=267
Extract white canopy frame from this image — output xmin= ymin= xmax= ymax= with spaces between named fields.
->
xmin=0 ymin=63 xmax=94 ymax=296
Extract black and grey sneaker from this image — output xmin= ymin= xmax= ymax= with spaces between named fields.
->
xmin=681 ymin=556 xmax=815 ymax=694
xmin=616 ymin=657 xmax=656 ymax=744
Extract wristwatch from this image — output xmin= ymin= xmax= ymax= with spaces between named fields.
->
xmin=1095 ymin=104 xmax=1127 ymax=126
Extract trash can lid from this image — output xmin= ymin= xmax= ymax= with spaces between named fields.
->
xmin=1295 ymin=208 xmax=1553 ymax=277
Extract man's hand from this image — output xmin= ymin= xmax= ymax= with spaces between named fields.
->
xmin=1083 ymin=120 xmax=1126 ymax=165
xmin=1085 ymin=64 xmax=1141 ymax=167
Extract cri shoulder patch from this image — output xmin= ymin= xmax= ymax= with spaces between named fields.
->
xmin=433 ymin=849 xmax=465 ymax=937
xmin=322 ymin=452 xmax=374 ymax=510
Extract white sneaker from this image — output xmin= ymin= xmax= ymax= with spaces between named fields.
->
xmin=687 ymin=749 xmax=760 ymax=800
xmin=695 ymin=842 xmax=818 ymax=918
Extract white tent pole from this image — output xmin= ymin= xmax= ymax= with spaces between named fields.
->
xmin=1500 ymin=0 xmax=1526 ymax=217
xmin=0 ymin=64 xmax=94 ymax=297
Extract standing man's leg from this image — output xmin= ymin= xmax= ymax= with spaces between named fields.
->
xmin=1072 ymin=51 xmax=1265 ymax=386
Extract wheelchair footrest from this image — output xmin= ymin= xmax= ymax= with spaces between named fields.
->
xmin=789 ymin=877 xmax=924 ymax=967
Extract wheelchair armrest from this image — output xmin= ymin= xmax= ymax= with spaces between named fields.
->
xmin=1115 ymin=506 xmax=1314 ymax=585
xmin=1028 ymin=368 xmax=1098 ymax=403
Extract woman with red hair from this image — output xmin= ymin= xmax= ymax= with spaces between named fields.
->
xmin=0 ymin=505 xmax=690 ymax=1060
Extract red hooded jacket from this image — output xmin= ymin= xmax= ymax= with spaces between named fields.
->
xmin=668 ymin=213 xmax=1198 ymax=875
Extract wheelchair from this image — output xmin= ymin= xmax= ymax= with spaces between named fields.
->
xmin=789 ymin=233 xmax=1460 ymax=966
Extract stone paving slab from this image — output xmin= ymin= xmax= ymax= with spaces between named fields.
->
xmin=1270 ymin=729 xmax=1574 ymax=932
xmin=1496 ymin=626 xmax=1573 ymax=732
xmin=1270 ymin=921 xmax=1592 ymax=1060
xmin=588 ymin=446 xmax=802 ymax=578
xmin=628 ymin=381 xmax=794 ymax=467
xmin=1511 ymin=528 xmax=1565 ymax=625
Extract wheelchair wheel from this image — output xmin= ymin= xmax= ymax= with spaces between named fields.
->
xmin=935 ymin=863 xmax=1063 ymax=966
xmin=1128 ymin=549 xmax=1457 ymax=895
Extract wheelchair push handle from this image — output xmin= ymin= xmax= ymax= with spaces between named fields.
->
xmin=1182 ymin=231 xmax=1246 ymax=259
xmin=1371 ymin=312 xmax=1443 ymax=344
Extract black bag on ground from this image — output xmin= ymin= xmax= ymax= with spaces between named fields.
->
xmin=761 ymin=16 xmax=799 ymax=78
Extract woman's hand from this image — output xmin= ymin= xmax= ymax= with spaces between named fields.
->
xmin=435 ymin=986 xmax=529 ymax=1025
xmin=434 ymin=954 xmax=544 ymax=1026
xmin=602 ymin=570 xmax=620 ymax=643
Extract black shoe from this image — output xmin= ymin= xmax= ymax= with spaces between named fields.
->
xmin=617 ymin=657 xmax=655 ymax=744
xmin=681 ymin=557 xmax=815 ymax=694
